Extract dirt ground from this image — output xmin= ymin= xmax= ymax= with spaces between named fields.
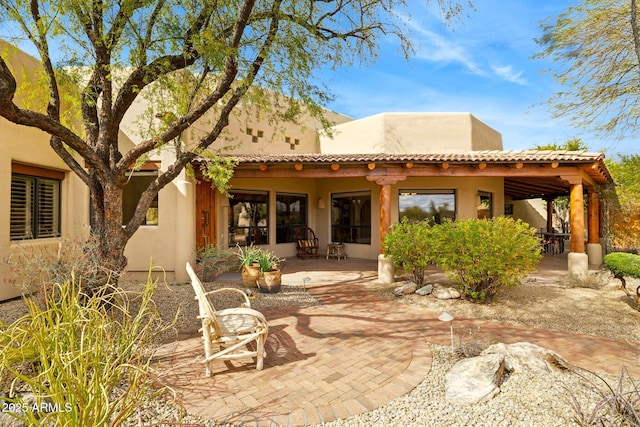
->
xmin=365 ymin=265 xmax=640 ymax=342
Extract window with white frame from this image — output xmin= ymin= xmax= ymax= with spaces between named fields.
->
xmin=10 ymin=165 xmax=62 ymax=240
xmin=399 ymin=189 xmax=456 ymax=224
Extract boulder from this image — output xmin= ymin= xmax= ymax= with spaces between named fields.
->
xmin=393 ymin=282 xmax=417 ymax=296
xmin=481 ymin=342 xmax=570 ymax=373
xmin=433 ymin=287 xmax=461 ymax=300
xmin=445 ymin=353 xmax=505 ymax=405
xmin=416 ymin=284 xmax=434 ymax=296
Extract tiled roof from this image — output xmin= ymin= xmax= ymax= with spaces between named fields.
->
xmin=222 ymin=150 xmax=606 ymax=164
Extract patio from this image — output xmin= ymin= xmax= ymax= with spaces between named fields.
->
xmin=153 ymin=255 xmax=640 ymax=426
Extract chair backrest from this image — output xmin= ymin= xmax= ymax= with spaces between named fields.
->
xmin=186 ymin=262 xmax=223 ymax=336
xmin=294 ymin=226 xmax=317 ymax=242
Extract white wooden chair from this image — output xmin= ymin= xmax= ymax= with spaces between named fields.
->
xmin=186 ymin=262 xmax=268 ymax=376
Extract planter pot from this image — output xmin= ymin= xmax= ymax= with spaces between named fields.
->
xmin=241 ymin=264 xmax=260 ymax=287
xmin=257 ymin=269 xmax=281 ymax=293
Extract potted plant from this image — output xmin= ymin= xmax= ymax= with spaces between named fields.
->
xmin=236 ymin=244 xmax=261 ymax=287
xmin=255 ymin=249 xmax=285 ymax=293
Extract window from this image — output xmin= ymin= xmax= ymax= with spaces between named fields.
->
xmin=229 ymin=190 xmax=269 ymax=246
xmin=399 ymin=190 xmax=456 ymax=224
xmin=331 ymin=191 xmax=371 ymax=244
xmin=10 ymin=165 xmax=62 ymax=240
xmin=276 ymin=193 xmax=307 ymax=243
xmin=477 ymin=191 xmax=493 ymax=219
xmin=123 ymin=171 xmax=159 ymax=225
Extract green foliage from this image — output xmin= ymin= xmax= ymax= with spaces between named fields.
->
xmin=535 ymin=0 xmax=640 ymax=139
xmin=234 ymin=244 xmax=283 ymax=272
xmin=604 ymin=252 xmax=640 ymax=280
xmin=383 ymin=218 xmax=435 ymax=286
xmin=0 ymin=273 xmax=171 ymax=426
xmin=254 ymin=248 xmax=284 ymax=272
xmin=430 ymin=217 xmax=542 ymax=302
xmin=196 ymin=245 xmax=240 ymax=281
xmin=533 ymin=138 xmax=589 ymax=151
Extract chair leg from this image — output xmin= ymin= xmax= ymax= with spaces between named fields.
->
xmin=256 ymin=335 xmax=265 ymax=370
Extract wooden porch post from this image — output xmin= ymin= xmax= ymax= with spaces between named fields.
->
xmin=545 ymin=198 xmax=554 ymax=232
xmin=379 ymin=183 xmax=391 ymax=254
xmin=587 ymin=191 xmax=600 ymax=244
xmin=569 ymin=181 xmax=585 ymax=254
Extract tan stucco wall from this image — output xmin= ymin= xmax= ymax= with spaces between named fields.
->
xmin=320 ymin=113 xmax=503 ymax=154
xmin=0 ymin=118 xmax=91 ymax=300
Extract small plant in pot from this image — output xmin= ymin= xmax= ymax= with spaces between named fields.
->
xmin=255 ymin=249 xmax=285 ymax=294
xmin=236 ymin=244 xmax=261 ymax=287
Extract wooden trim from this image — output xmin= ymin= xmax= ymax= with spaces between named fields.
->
xmin=12 ymin=162 xmax=65 ymax=180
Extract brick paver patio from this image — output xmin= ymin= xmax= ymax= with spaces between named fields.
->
xmin=154 ymin=257 xmax=640 ymax=427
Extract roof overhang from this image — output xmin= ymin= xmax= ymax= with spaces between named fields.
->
xmin=209 ymin=150 xmax=614 ymax=200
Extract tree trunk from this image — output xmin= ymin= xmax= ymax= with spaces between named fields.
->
xmin=89 ymin=178 xmax=129 ymax=286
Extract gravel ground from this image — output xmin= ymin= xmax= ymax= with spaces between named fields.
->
xmin=2 ymin=269 xmax=640 ymax=426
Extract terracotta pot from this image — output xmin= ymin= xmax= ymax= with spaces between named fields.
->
xmin=257 ymin=269 xmax=281 ymax=293
xmin=241 ymin=264 xmax=260 ymax=287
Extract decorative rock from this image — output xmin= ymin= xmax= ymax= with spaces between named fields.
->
xmin=433 ymin=287 xmax=461 ymax=300
xmin=481 ymin=342 xmax=570 ymax=373
xmin=445 ymin=353 xmax=505 ymax=405
xmin=393 ymin=282 xmax=417 ymax=296
xmin=416 ymin=285 xmax=434 ymax=296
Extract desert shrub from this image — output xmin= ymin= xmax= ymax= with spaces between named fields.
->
xmin=5 ymin=234 xmax=113 ymax=295
xmin=604 ymin=252 xmax=640 ymax=283
xmin=558 ymin=271 xmax=610 ymax=289
xmin=430 ymin=217 xmax=542 ymax=302
xmin=454 ymin=325 xmax=495 ymax=359
xmin=383 ymin=218 xmax=435 ymax=286
xmin=563 ymin=367 xmax=640 ymax=426
xmin=196 ymin=245 xmax=240 ymax=281
xmin=0 ymin=274 xmax=171 ymax=426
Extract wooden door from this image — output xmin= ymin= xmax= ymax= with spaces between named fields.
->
xmin=195 ymin=175 xmax=216 ymax=249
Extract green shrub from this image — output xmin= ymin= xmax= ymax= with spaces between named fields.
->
xmin=430 ymin=217 xmax=542 ymax=302
xmin=604 ymin=252 xmax=640 ymax=282
xmin=383 ymin=218 xmax=435 ymax=286
xmin=0 ymin=273 xmax=171 ymax=426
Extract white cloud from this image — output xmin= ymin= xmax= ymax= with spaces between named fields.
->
xmin=491 ymin=65 xmax=528 ymax=85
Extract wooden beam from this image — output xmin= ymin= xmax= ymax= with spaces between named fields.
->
xmin=404 ymin=162 xmax=413 ymax=169
xmin=440 ymin=162 xmax=449 ymax=170
xmin=331 ymin=163 xmax=340 ymax=171
xmin=512 ymin=162 xmax=524 ymax=169
xmin=367 ymin=163 xmax=376 ymax=170
xmin=294 ymin=163 xmax=303 ymax=171
xmin=258 ymin=164 xmax=268 ymax=171
xmin=476 ymin=162 xmax=487 ymax=170
xmin=551 ymin=161 xmax=559 ymax=169
xmin=570 ymin=182 xmax=585 ymax=253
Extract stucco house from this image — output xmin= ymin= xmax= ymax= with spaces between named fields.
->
xmin=0 ymin=42 xmax=615 ymax=301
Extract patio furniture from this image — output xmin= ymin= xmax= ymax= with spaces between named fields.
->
xmin=294 ymin=226 xmax=320 ymax=259
xmin=186 ymin=262 xmax=268 ymax=376
xmin=326 ymin=242 xmax=347 ymax=261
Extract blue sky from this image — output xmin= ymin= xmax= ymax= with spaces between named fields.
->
xmin=323 ymin=0 xmax=639 ymax=159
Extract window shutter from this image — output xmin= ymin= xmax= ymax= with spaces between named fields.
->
xmin=36 ymin=178 xmax=60 ymax=238
xmin=10 ymin=175 xmax=34 ymax=239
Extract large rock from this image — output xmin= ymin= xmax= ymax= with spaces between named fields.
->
xmin=481 ymin=342 xmax=570 ymax=373
xmin=416 ymin=284 xmax=434 ymax=296
xmin=393 ymin=282 xmax=417 ymax=296
xmin=445 ymin=353 xmax=505 ymax=405
xmin=433 ymin=287 xmax=461 ymax=300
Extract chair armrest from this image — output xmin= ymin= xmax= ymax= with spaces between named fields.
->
xmin=206 ymin=288 xmax=251 ymax=307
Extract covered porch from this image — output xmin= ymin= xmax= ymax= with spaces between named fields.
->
xmin=194 ymin=150 xmax=614 ymax=279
